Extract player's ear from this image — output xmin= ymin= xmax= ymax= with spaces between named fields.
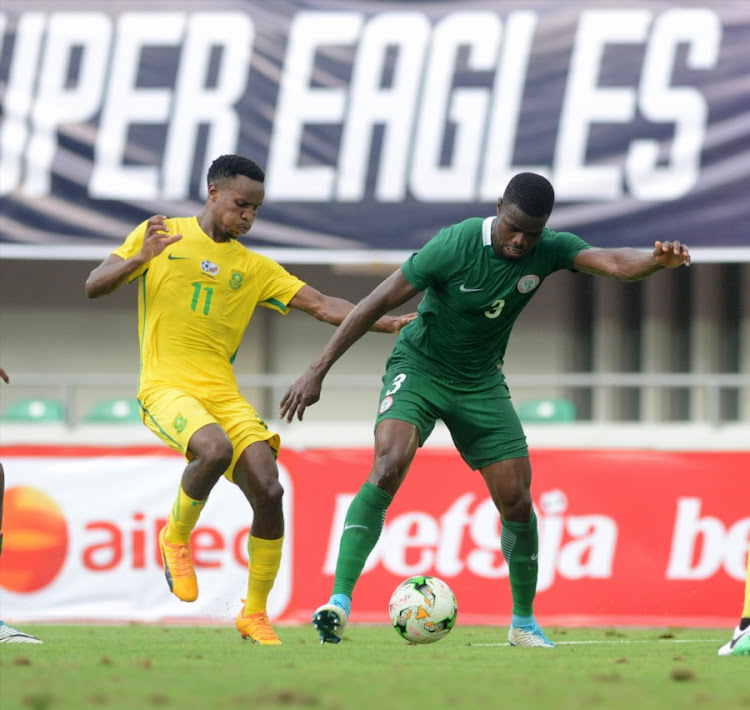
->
xmin=497 ymin=197 xmax=503 ymax=215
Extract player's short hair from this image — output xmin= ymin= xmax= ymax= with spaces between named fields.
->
xmin=503 ymin=172 xmax=555 ymax=217
xmin=207 ymin=154 xmax=265 ymax=187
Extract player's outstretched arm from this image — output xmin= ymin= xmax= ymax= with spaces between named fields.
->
xmin=84 ymin=215 xmax=182 ymax=298
xmin=573 ymin=240 xmax=690 ymax=282
xmin=280 ymin=271 xmax=419 ymax=422
xmin=288 ymin=284 xmax=416 ymax=334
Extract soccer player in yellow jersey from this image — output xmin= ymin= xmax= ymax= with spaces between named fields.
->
xmin=85 ymin=154 xmax=413 ymax=644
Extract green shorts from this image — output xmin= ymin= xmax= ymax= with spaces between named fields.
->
xmin=375 ymin=361 xmax=528 ymax=470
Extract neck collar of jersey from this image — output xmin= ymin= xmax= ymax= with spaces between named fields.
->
xmin=482 ymin=216 xmax=494 ymax=247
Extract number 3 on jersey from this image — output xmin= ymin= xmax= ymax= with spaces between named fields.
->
xmin=386 ymin=373 xmax=407 ymax=396
xmin=484 ymin=299 xmax=505 ymax=319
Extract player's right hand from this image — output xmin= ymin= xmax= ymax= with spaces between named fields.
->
xmin=279 ymin=371 xmax=323 ymax=422
xmin=141 ymin=215 xmax=183 ymax=261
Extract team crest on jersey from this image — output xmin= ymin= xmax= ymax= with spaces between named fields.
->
xmin=230 ymin=272 xmax=243 ymax=290
xmin=201 ymin=260 xmax=219 ymax=275
xmin=173 ymin=415 xmax=187 ymax=433
xmin=379 ymin=396 xmax=394 ymax=414
xmin=517 ymin=274 xmax=540 ymax=294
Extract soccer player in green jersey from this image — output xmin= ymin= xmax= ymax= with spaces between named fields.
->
xmin=85 ymin=155 xmax=413 ymax=645
xmin=279 ymin=172 xmax=691 ymax=647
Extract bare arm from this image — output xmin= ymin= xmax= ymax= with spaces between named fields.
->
xmin=288 ymin=283 xmax=416 ymax=334
xmin=84 ymin=215 xmax=182 ymax=298
xmin=573 ymin=240 xmax=690 ymax=282
xmin=279 ymin=270 xmax=419 ymax=421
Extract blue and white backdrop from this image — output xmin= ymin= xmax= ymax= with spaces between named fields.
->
xmin=1 ymin=1 xmax=748 ymax=261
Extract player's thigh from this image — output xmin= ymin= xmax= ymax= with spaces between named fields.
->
xmin=140 ymin=388 xmax=217 ymax=458
xmin=232 ymin=438 xmax=282 ymax=499
xmin=479 ymin=456 xmax=533 ymax=519
xmin=445 ymin=385 xmax=528 ymax=470
xmin=211 ymin=395 xmax=281 ymax=482
xmin=375 ymin=366 xmax=444 ymax=445
xmin=140 ymin=389 xmax=279 ymax=481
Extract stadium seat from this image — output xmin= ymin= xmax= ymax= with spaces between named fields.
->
xmin=83 ymin=398 xmax=142 ymax=424
xmin=516 ymin=397 xmax=577 ymax=423
xmin=1 ymin=397 xmax=66 ymax=423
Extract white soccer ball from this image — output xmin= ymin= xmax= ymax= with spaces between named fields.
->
xmin=388 ymin=575 xmax=458 ymax=644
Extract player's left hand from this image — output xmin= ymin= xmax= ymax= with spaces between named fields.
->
xmin=384 ymin=312 xmax=417 ymax=334
xmin=653 ymin=240 xmax=691 ymax=268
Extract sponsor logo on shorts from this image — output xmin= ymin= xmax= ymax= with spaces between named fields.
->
xmin=379 ymin=395 xmax=394 ymax=414
xmin=201 ymin=260 xmax=219 ymax=275
xmin=517 ymin=274 xmax=540 ymax=293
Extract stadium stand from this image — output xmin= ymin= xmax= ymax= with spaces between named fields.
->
xmin=83 ymin=397 xmax=142 ymax=424
xmin=516 ymin=397 xmax=577 ymax=423
xmin=1 ymin=397 xmax=66 ymax=423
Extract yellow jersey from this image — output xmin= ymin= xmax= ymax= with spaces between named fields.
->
xmin=113 ymin=216 xmax=305 ymax=396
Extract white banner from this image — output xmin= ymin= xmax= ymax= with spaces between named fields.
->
xmin=0 ymin=453 xmax=293 ymax=623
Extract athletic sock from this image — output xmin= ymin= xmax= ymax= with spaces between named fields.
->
xmin=740 ymin=543 xmax=750 ymax=626
xmin=329 ymin=593 xmax=351 ymax=617
xmin=501 ymin=510 xmax=539 ymax=618
xmin=244 ymin=535 xmax=284 ymax=614
xmin=511 ymin=613 xmax=537 ymax=629
xmin=165 ymin=484 xmax=206 ymax=544
xmin=332 ymin=482 xmax=392 ymax=598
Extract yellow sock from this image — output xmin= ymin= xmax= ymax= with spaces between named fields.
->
xmin=165 ymin=485 xmax=206 ymax=544
xmin=244 ymin=535 xmax=284 ymax=614
xmin=742 ymin=543 xmax=750 ymax=620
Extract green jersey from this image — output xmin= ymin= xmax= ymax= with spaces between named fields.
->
xmin=395 ymin=217 xmax=591 ymax=385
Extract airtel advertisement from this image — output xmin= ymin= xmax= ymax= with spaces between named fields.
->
xmin=0 ymin=445 xmax=747 ymax=628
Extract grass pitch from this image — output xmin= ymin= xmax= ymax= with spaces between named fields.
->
xmin=0 ymin=625 xmax=747 ymax=710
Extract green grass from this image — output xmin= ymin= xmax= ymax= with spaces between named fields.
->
xmin=0 ymin=625 xmax=747 ymax=710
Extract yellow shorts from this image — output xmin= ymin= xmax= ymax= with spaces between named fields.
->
xmin=138 ymin=387 xmax=280 ymax=482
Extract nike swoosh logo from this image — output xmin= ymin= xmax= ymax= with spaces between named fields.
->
xmin=167 ymin=254 xmax=189 ymax=260
xmin=530 ymin=553 xmax=538 ymax=560
xmin=344 ymin=523 xmax=368 ymax=531
xmin=459 ymin=284 xmax=483 ymax=292
xmin=730 ymin=629 xmax=750 ymax=649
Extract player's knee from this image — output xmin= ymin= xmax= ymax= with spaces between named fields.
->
xmin=501 ymin=493 xmax=533 ymax=522
xmin=254 ymin=478 xmax=284 ymax=510
xmin=370 ymin=453 xmax=409 ymax=488
xmin=201 ymin=438 xmax=234 ymax=476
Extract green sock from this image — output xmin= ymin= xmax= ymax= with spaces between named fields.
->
xmin=501 ymin=510 xmax=539 ymax=617
xmin=332 ymin=482 xmax=392 ymax=598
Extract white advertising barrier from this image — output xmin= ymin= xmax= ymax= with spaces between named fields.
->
xmin=0 ymin=453 xmax=292 ymax=623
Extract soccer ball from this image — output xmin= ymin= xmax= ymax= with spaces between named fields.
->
xmin=388 ymin=575 xmax=457 ymax=644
